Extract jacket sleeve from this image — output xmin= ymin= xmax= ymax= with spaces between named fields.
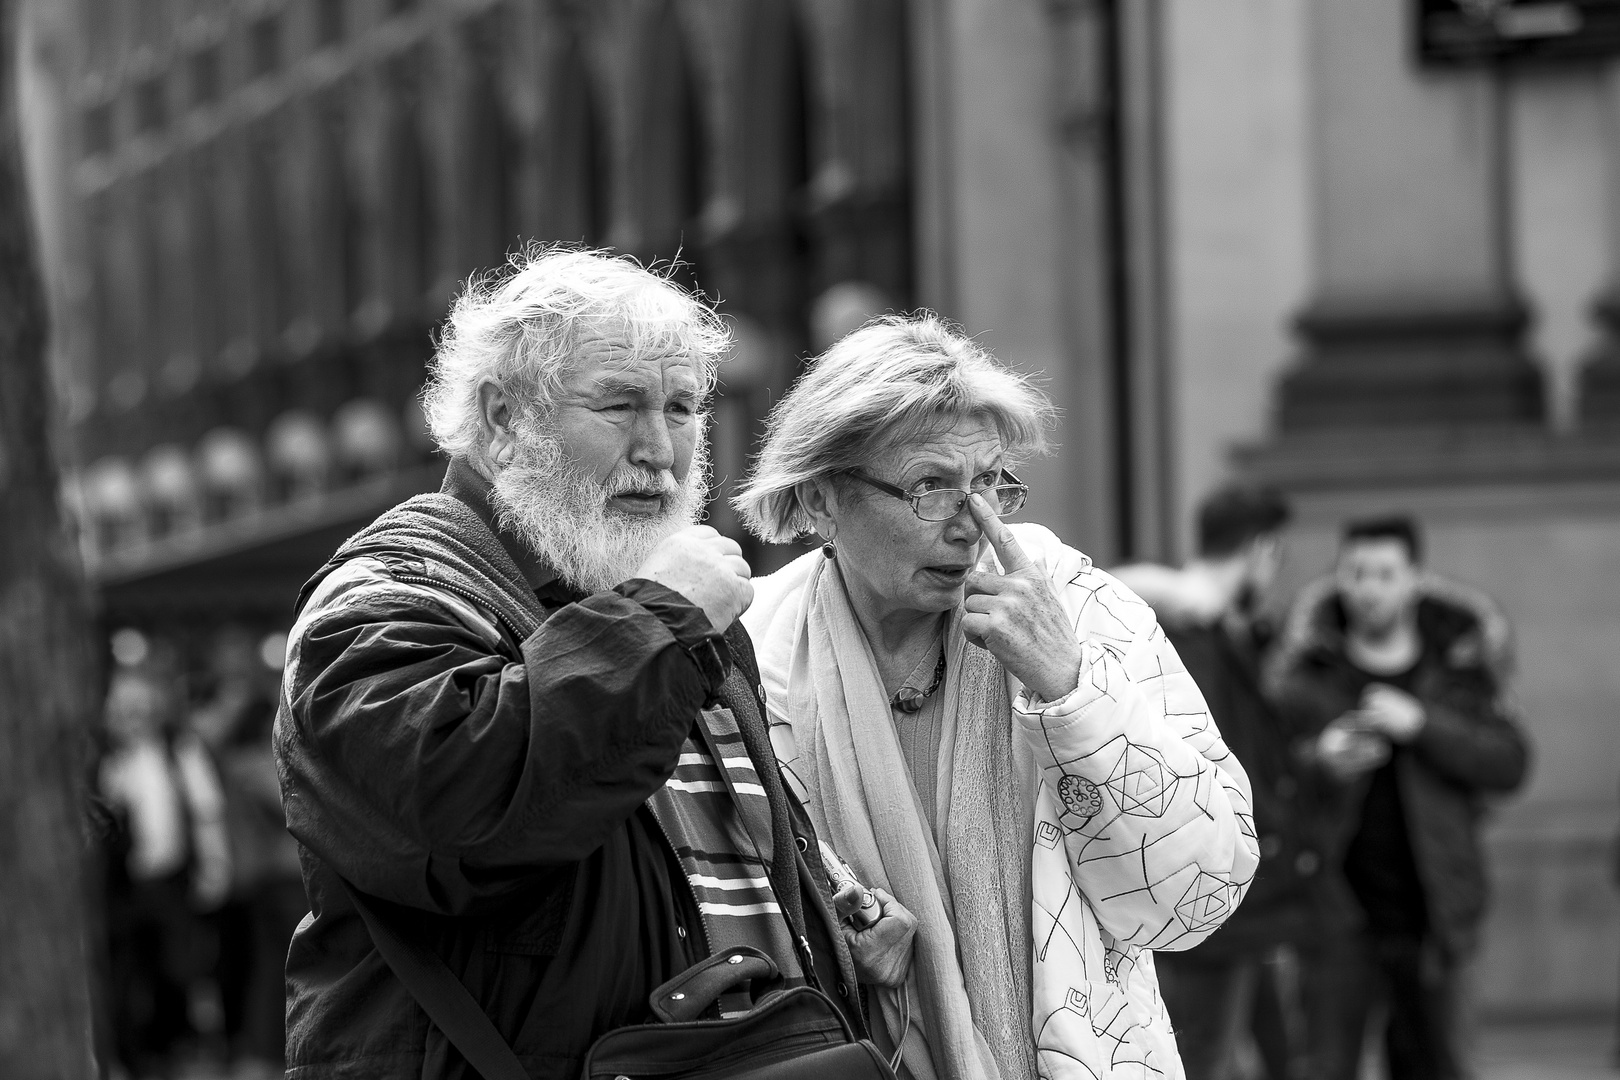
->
xmin=1012 ymin=550 xmax=1260 ymax=952
xmin=1411 ymin=685 xmax=1529 ymax=794
xmin=275 ymin=562 xmax=725 ymax=914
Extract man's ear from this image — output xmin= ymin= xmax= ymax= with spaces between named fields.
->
xmin=477 ymin=380 xmax=516 ymax=468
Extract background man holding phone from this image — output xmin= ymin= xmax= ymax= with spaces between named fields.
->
xmin=1273 ymin=515 xmax=1529 ymax=1080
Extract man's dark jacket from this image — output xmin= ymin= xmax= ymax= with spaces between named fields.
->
xmin=274 ymin=464 xmax=860 ymax=1079
xmin=1158 ymin=614 xmax=1324 ymax=958
xmin=1272 ymin=591 xmax=1529 ymax=960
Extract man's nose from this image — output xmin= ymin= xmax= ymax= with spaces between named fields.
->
xmin=628 ymin=408 xmax=676 ymax=472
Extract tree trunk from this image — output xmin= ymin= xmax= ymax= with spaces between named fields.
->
xmin=0 ymin=0 xmax=99 ymax=1074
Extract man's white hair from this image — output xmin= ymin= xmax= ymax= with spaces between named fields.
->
xmin=422 ymin=245 xmax=731 ymax=465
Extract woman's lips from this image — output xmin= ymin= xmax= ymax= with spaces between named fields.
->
xmin=923 ymin=565 xmax=970 ymax=583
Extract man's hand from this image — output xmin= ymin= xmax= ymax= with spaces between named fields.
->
xmin=837 ymin=886 xmax=916 ymax=988
xmin=1357 ymin=683 xmax=1426 ymax=744
xmin=1315 ymin=714 xmax=1391 ymax=782
xmin=961 ymin=494 xmax=1083 ymax=703
xmin=635 ymin=525 xmax=754 ymax=632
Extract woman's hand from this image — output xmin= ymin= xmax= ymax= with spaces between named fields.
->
xmin=838 ymin=886 xmax=917 ymax=988
xmin=961 ymin=494 xmax=1083 ymax=703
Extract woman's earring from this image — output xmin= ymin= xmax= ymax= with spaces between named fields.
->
xmin=821 ymin=541 xmax=837 ymax=560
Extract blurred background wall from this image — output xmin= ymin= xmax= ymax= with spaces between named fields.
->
xmin=18 ymin=0 xmax=1620 ymax=1021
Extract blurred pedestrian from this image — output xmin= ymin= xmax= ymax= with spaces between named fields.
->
xmin=97 ymin=644 xmax=231 ymax=1079
xmin=190 ymin=625 xmax=303 ymax=1078
xmin=1272 ymin=516 xmax=1528 ymax=1080
xmin=1115 ymin=484 xmax=1321 ymax=1080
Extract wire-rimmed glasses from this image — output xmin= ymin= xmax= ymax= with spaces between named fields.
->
xmin=845 ymin=469 xmax=1029 ymax=522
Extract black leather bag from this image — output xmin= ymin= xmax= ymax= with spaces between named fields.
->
xmin=582 ymin=945 xmax=895 ymax=1080
xmin=344 ymin=884 xmax=896 ymax=1080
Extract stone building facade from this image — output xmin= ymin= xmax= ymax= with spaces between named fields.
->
xmin=35 ymin=0 xmax=910 ymax=619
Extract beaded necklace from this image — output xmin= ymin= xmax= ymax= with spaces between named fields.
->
xmin=890 ymin=649 xmax=947 ymax=714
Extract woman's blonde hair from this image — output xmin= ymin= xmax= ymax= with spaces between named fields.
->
xmin=733 ymin=313 xmax=1056 ymax=543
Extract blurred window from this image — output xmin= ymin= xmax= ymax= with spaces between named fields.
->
xmin=548 ymin=44 xmax=604 ymax=244
xmin=135 ymin=77 xmax=166 ymax=134
xmin=250 ymin=16 xmax=281 ymax=79
xmin=83 ymin=103 xmax=113 ymax=156
xmin=317 ymin=0 xmax=347 ymax=47
xmin=190 ymin=46 xmax=221 ymax=106
xmin=317 ymin=98 xmax=361 ymax=319
xmin=463 ymin=28 xmax=514 ymax=267
xmin=386 ymin=57 xmax=436 ymax=303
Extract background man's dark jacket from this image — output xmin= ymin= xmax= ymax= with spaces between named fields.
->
xmin=1159 ymin=614 xmax=1324 ymax=957
xmin=1272 ymin=592 xmax=1530 ymax=959
xmin=274 ymin=467 xmax=857 ymax=1080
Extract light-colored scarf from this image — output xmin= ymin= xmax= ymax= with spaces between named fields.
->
xmin=787 ymin=555 xmax=1035 ymax=1080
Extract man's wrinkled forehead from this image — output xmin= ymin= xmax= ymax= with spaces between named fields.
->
xmin=562 ymin=317 xmax=703 ymax=383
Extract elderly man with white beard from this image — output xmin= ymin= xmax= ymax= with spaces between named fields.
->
xmin=273 ymin=249 xmax=909 ymax=1080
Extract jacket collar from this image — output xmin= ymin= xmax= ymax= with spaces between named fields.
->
xmin=440 ymin=457 xmax=572 ymax=598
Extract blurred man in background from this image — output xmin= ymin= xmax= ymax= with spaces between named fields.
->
xmin=96 ymin=639 xmax=231 ymax=1079
xmin=191 ymin=625 xmax=303 ymax=1079
xmin=1116 ymin=484 xmax=1322 ymax=1080
xmin=1273 ymin=516 xmax=1529 ymax=1080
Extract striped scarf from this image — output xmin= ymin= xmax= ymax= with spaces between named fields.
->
xmin=647 ymin=699 xmax=804 ymax=982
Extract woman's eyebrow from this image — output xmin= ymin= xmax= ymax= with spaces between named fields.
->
xmin=898 ymin=454 xmax=1004 ymax=477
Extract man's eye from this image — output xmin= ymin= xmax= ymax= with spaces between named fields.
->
xmin=602 ymin=402 xmax=633 ymax=413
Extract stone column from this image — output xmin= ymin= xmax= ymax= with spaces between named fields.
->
xmin=1277 ymin=0 xmax=1543 ymax=431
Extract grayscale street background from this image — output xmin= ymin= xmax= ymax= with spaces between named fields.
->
xmin=7 ymin=0 xmax=1619 ymax=1077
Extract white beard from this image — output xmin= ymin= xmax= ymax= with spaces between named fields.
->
xmin=490 ymin=422 xmax=710 ymax=595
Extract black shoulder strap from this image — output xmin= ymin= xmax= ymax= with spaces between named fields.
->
xmin=340 ymin=880 xmax=529 ymax=1080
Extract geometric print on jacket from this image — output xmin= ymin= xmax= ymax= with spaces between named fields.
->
xmin=1008 ymin=524 xmax=1258 ymax=1080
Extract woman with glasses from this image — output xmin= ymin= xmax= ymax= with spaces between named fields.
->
xmin=734 ymin=314 xmax=1259 ymax=1080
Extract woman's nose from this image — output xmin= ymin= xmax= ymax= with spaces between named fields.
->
xmin=944 ymin=499 xmax=982 ymax=543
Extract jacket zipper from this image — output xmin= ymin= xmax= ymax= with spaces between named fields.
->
xmin=387 ymin=571 xmax=535 ymax=644
xmin=645 ymin=797 xmax=713 ymax=960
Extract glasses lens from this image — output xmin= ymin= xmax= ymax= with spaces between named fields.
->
xmin=915 ymin=490 xmax=968 ymax=521
xmin=991 ymin=484 xmax=1027 ymax=517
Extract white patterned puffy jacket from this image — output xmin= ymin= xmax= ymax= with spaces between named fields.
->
xmin=753 ymin=523 xmax=1260 ymax=1080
